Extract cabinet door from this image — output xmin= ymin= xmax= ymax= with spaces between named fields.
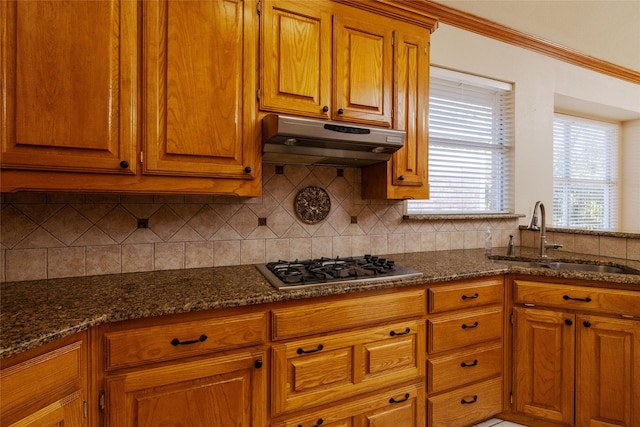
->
xmin=512 ymin=307 xmax=574 ymax=425
xmin=143 ymin=0 xmax=258 ymax=179
xmin=391 ymin=30 xmax=429 ymax=191
xmin=260 ymin=0 xmax=332 ymax=118
xmin=1 ymin=0 xmax=137 ymax=174
xmin=105 ymin=349 xmax=266 ymax=427
xmin=333 ymin=14 xmax=393 ymax=127
xmin=577 ymin=315 xmax=640 ymax=427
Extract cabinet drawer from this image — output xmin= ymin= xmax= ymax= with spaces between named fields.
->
xmin=429 ymin=277 xmax=503 ymax=314
xmin=272 ymin=319 xmax=425 ymax=415
xmin=428 ymin=376 xmax=503 ymax=427
xmin=1 ymin=340 xmax=84 ymax=417
xmin=514 ymin=280 xmax=640 ymax=317
xmin=271 ymin=289 xmax=426 ymax=340
xmin=105 ymin=311 xmax=267 ymax=370
xmin=272 ymin=382 xmax=425 ymax=427
xmin=428 ymin=343 xmax=503 ymax=393
xmin=428 ymin=306 xmax=503 ymax=354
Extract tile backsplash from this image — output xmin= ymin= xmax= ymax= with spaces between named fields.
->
xmin=0 ymin=165 xmax=520 ymax=283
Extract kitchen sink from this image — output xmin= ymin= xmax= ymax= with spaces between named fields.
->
xmin=489 ymin=257 xmax=640 ymax=275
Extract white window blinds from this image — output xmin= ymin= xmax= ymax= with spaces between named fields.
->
xmin=553 ymin=114 xmax=619 ymax=230
xmin=406 ymin=67 xmax=514 ymax=214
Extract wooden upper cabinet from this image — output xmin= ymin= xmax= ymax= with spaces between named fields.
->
xmin=361 ymin=26 xmax=430 ymax=199
xmin=143 ymin=0 xmax=258 ymax=179
xmin=0 ymin=0 xmax=137 ymax=174
xmin=260 ymin=1 xmax=332 ymax=118
xmin=259 ymin=0 xmax=393 ymax=126
xmin=333 ymin=14 xmax=393 ymax=127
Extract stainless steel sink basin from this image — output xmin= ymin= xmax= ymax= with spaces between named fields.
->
xmin=489 ymin=257 xmax=640 ymax=275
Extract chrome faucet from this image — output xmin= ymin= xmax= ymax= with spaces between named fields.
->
xmin=528 ymin=201 xmax=563 ymax=257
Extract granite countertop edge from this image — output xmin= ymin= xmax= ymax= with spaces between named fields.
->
xmin=2 ymin=248 xmax=639 ymax=359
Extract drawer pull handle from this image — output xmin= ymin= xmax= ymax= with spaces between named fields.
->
xmin=170 ymin=334 xmax=207 ymax=346
xmin=461 ymin=395 xmax=478 ymax=405
xmin=461 ymin=321 xmax=479 ymax=329
xmin=461 ymin=359 xmax=478 ymax=368
xmin=461 ymin=293 xmax=479 ymax=300
xmin=389 ymin=393 xmax=410 ymax=404
xmin=563 ymin=295 xmax=592 ymax=303
xmin=298 ymin=418 xmax=324 ymax=427
xmin=297 ymin=344 xmax=324 ymax=354
xmin=389 ymin=327 xmax=411 ymax=336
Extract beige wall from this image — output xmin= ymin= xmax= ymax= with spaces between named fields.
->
xmin=430 ymin=24 xmax=640 ymax=231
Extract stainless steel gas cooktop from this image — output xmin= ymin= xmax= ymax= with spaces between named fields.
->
xmin=256 ymin=255 xmax=423 ymax=290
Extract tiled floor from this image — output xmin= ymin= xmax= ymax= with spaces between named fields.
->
xmin=473 ymin=419 xmax=527 ymax=427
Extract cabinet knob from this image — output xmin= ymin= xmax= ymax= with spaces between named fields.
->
xmin=254 ymin=359 xmax=263 ymax=369
xmin=119 ymin=160 xmax=129 ymax=169
xmin=583 ymin=320 xmax=592 ymax=328
xmin=337 ymin=108 xmax=344 ymax=115
xmin=398 ymin=175 xmax=405 ymax=181
xmin=565 ymin=319 xmax=573 ymax=326
xmin=244 ymin=166 xmax=252 ymax=174
xmin=322 ymin=106 xmax=329 ymax=113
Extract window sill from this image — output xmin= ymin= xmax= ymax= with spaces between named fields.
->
xmin=403 ymin=213 xmax=525 ymax=221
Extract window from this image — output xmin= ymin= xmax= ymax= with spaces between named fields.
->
xmin=553 ymin=114 xmax=619 ymax=229
xmin=406 ymin=67 xmax=514 ymax=215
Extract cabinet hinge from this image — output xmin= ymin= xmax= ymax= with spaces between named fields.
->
xmin=83 ymin=400 xmax=88 ymax=418
xmin=256 ymin=1 xmax=261 ymax=16
xmin=510 ymin=392 xmax=513 ymax=404
xmin=391 ymin=33 xmax=395 ymax=46
xmin=140 ymin=151 xmax=143 ymax=164
xmin=99 ymin=391 xmax=106 ymax=411
xmin=256 ymin=89 xmax=261 ymax=101
xmin=510 ymin=313 xmax=514 ymax=324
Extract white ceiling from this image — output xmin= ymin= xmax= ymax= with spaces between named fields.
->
xmin=434 ymin=0 xmax=640 ymax=73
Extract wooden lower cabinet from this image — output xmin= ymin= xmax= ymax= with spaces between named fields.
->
xmin=512 ymin=279 xmax=640 ymax=427
xmin=105 ymin=348 xmax=266 ymax=426
xmin=0 ymin=333 xmax=88 ymax=427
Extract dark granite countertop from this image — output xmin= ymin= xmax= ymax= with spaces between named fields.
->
xmin=2 ymin=248 xmax=639 ymax=359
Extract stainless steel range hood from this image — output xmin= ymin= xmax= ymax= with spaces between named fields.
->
xmin=262 ymin=114 xmax=405 ymax=167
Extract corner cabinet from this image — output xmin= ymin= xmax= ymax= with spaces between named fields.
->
xmin=0 ymin=332 xmax=88 ymax=426
xmin=259 ymin=0 xmax=436 ymax=199
xmin=1 ymin=0 xmax=261 ymax=196
xmin=511 ymin=279 xmax=640 ymax=427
